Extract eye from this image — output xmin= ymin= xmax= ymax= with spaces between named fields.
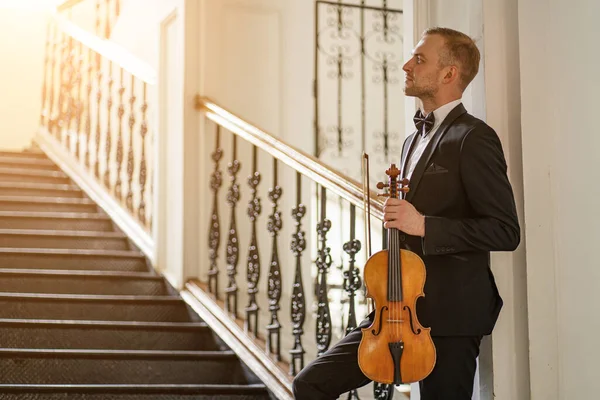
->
xmin=416 ymin=56 xmax=422 ymax=64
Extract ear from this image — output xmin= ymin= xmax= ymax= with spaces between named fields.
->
xmin=442 ymin=65 xmax=459 ymax=84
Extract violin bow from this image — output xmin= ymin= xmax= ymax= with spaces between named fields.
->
xmin=362 ymin=152 xmax=375 ymax=313
xmin=362 ymin=152 xmax=372 ymax=259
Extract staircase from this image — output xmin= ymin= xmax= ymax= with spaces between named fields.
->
xmin=0 ymin=149 xmax=274 ymax=399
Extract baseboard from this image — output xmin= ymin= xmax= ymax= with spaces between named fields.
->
xmin=181 ymin=280 xmax=293 ymax=400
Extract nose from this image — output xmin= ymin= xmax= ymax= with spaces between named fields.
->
xmin=402 ymin=59 xmax=412 ymax=73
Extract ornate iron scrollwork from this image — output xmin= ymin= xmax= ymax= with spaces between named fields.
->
xmin=343 ymin=204 xmax=363 ymax=400
xmin=316 ymin=186 xmax=333 ymax=356
xmin=290 ymin=172 xmax=307 ymax=375
xmin=207 ymin=126 xmax=223 ymax=297
xmin=125 ymin=75 xmax=136 ymax=212
xmin=225 ymin=136 xmax=241 ymax=317
xmin=245 ymin=146 xmax=262 ymax=336
xmin=85 ymin=48 xmax=94 ymax=168
xmin=343 ymin=207 xmax=362 ymax=335
xmin=94 ymin=53 xmax=103 ymax=179
xmin=315 ymin=0 xmax=404 ymax=183
xmin=138 ymin=83 xmax=149 ymax=225
xmin=266 ymin=160 xmax=283 ymax=360
xmin=373 ymin=382 xmax=395 ymax=400
xmin=114 ymin=68 xmax=125 ymax=199
xmin=103 ymin=61 xmax=114 ymax=189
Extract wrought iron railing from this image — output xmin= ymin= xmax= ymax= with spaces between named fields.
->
xmin=39 ymin=9 xmax=155 ymax=234
xmin=194 ymin=98 xmax=401 ymax=399
xmin=315 ymin=0 xmax=404 ymax=186
xmin=41 ymin=1 xmax=404 ymax=397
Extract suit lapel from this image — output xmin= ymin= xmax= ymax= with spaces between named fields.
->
xmin=401 ymin=132 xmax=418 ymax=179
xmin=405 ymin=103 xmax=467 ymax=202
xmin=400 ymin=132 xmax=418 ymax=200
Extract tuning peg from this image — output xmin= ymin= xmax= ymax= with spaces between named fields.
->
xmin=399 ymin=187 xmax=410 ymax=193
xmin=376 ymin=182 xmax=389 ymax=190
xmin=378 ymin=193 xmax=390 ymax=198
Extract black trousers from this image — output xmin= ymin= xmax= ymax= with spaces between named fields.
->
xmin=292 ymin=317 xmax=482 ymax=400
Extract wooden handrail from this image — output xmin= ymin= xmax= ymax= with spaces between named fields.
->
xmin=195 ymin=96 xmax=385 ymax=221
xmin=56 ymin=0 xmax=86 ymax=12
xmin=52 ymin=13 xmax=157 ymax=85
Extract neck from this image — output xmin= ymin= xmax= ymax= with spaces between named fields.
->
xmin=420 ymin=94 xmax=462 ymax=115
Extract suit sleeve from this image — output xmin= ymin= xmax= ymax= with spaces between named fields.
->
xmin=421 ymin=123 xmax=520 ymax=255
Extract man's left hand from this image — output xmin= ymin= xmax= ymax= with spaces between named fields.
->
xmin=383 ymin=198 xmax=425 ymax=237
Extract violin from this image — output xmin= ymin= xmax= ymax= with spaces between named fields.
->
xmin=358 ymin=162 xmax=436 ymax=385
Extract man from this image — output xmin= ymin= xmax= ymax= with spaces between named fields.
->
xmin=292 ymin=27 xmax=520 ymax=399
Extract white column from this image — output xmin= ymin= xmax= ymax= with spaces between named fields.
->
xmin=518 ymin=0 xmax=600 ymax=399
xmin=481 ymin=0 xmax=530 ymax=399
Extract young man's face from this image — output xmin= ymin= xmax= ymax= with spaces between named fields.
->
xmin=403 ymin=34 xmax=447 ymax=99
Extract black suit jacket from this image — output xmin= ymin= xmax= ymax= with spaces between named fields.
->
xmin=397 ymin=103 xmax=520 ymax=336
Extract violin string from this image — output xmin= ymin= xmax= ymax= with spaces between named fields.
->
xmin=393 ymin=228 xmax=397 ymax=340
xmin=394 ymin=227 xmax=398 ymax=340
xmin=391 ymin=218 xmax=395 ymax=339
xmin=396 ymin=229 xmax=400 ymax=341
xmin=392 ymin=229 xmax=398 ymax=340
xmin=394 ymin=195 xmax=399 ymax=340
xmin=392 ymin=182 xmax=397 ymax=341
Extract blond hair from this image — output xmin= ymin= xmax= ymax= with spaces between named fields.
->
xmin=424 ymin=27 xmax=480 ymax=91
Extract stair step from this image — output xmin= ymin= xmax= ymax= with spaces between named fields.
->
xmin=0 ymin=248 xmax=147 ymax=271
xmin=0 ymin=293 xmax=199 ymax=322
xmin=0 ymin=269 xmax=168 ymax=295
xmin=0 ymin=156 xmax=58 ymax=170
xmin=0 ymin=319 xmax=224 ymax=351
xmin=0 ymin=182 xmax=83 ymax=197
xmin=0 ymin=151 xmax=48 ymax=160
xmin=0 ymin=167 xmax=70 ymax=184
xmin=0 ymin=196 xmax=97 ymax=212
xmin=0 ymin=230 xmax=130 ymax=250
xmin=0 ymin=349 xmax=261 ymax=385
xmin=0 ymin=211 xmax=113 ymax=231
xmin=0 ymin=384 xmax=270 ymax=399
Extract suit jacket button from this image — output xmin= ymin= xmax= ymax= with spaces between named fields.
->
xmin=399 ymin=235 xmax=406 ymax=241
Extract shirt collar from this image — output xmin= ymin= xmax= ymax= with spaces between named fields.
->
xmin=421 ymin=98 xmax=463 ymax=133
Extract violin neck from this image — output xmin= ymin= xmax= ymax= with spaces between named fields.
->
xmin=387 ymin=228 xmax=403 ymax=302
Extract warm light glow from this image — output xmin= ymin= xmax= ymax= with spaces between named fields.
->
xmin=0 ymin=0 xmax=61 ymax=11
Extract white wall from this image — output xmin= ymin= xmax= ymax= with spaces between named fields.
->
xmin=0 ymin=8 xmax=48 ymax=150
xmin=519 ymin=0 xmax=600 ymax=399
xmin=110 ymin=0 xmax=182 ymax=71
xmin=113 ymin=0 xmax=187 ymax=286
xmin=482 ymin=0 xmax=529 ymax=399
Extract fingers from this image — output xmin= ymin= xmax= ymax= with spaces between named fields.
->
xmin=383 ymin=220 xmax=400 ymax=230
xmin=383 ymin=197 xmax=403 ymax=207
xmin=383 ymin=199 xmax=407 ymax=214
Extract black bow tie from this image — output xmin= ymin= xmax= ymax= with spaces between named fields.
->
xmin=414 ymin=110 xmax=435 ymax=137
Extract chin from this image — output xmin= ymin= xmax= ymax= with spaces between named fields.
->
xmin=404 ymin=88 xmax=416 ymax=97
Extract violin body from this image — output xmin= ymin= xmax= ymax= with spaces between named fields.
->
xmin=357 ymin=247 xmax=436 ymax=384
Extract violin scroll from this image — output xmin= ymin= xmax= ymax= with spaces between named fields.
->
xmin=377 ymin=165 xmax=410 ymax=199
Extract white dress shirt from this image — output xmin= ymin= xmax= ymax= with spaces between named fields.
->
xmin=405 ymin=99 xmax=463 ymax=180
